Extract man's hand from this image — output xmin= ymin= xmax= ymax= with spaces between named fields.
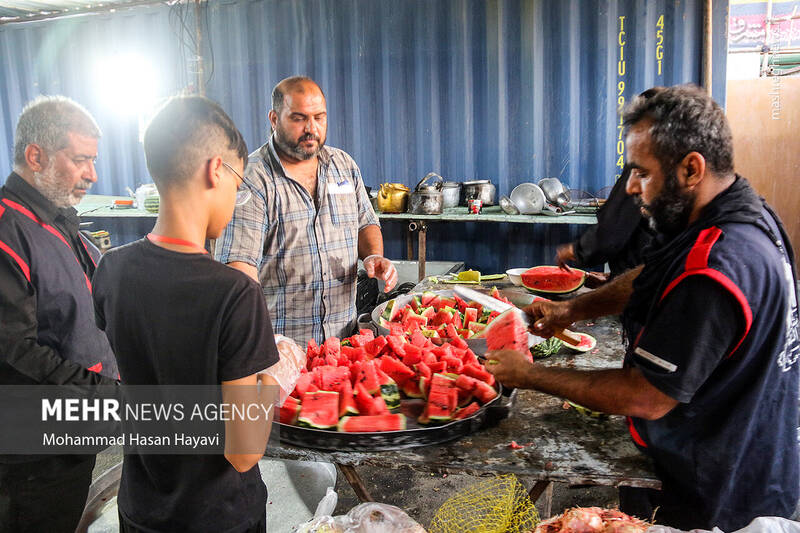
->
xmin=363 ymin=255 xmax=398 ymax=292
xmin=484 ymin=349 xmax=534 ymax=389
xmin=555 ymin=243 xmax=576 ymax=271
xmin=524 ymin=300 xmax=575 ymax=338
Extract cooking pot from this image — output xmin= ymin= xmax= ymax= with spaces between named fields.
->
xmin=408 ymin=173 xmax=444 ymax=215
xmin=461 ymin=180 xmax=496 ymax=206
xmin=377 ymin=183 xmax=410 ymax=213
xmin=441 ymin=182 xmax=461 ymax=209
xmin=537 ymin=177 xmax=572 ymax=209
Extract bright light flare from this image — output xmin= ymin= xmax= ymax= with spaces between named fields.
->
xmin=95 ymin=53 xmax=159 ymax=115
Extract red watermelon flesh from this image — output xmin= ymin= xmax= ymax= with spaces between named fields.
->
xmin=427 ymin=361 xmax=447 ymax=374
xmin=355 ymin=361 xmax=380 ymax=394
xmin=358 ymin=329 xmax=375 ymax=341
xmin=298 ymin=390 xmax=339 ymax=429
xmin=415 ymin=361 xmax=432 ymax=379
xmin=338 ymin=413 xmax=407 ymax=433
xmin=455 ymin=374 xmax=479 ymax=392
xmin=365 ymin=336 xmax=388 ymax=358
xmin=462 ymin=363 xmax=496 ymax=387
xmin=354 ymin=383 xmax=376 ymax=414
xmin=307 ymin=339 xmax=321 ymax=359
xmin=370 ymin=395 xmax=389 ymax=415
xmin=294 ymin=373 xmax=318 ymax=397
xmin=473 ymin=381 xmax=499 ymax=404
xmin=279 ymin=396 xmax=301 ymax=424
xmin=386 ymin=335 xmax=407 ymax=356
xmin=454 ymin=402 xmax=481 ymax=420
xmin=319 ymin=366 xmax=350 ymax=392
xmin=456 ymin=388 xmax=473 ymax=407
xmin=521 ymin=265 xmax=586 ymax=294
xmin=410 ymin=330 xmax=428 ymax=348
xmin=338 ymin=379 xmax=358 ymax=417
xmin=402 ymin=379 xmax=424 ymax=398
xmin=426 ymin=391 xmax=454 ymax=421
xmin=380 ymin=356 xmax=416 ymax=383
xmin=475 ymin=309 xmax=528 ymax=353
xmin=464 ymin=307 xmax=478 ymax=327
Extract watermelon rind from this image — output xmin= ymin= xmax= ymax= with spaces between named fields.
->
xmin=565 ymin=332 xmax=597 ymax=353
xmin=532 ymin=337 xmax=563 ymax=358
xmin=521 ymin=265 xmax=586 ymax=294
xmin=338 ymin=414 xmax=407 ymax=433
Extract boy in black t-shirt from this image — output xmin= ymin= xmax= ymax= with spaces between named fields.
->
xmin=93 ymin=96 xmax=280 ymax=533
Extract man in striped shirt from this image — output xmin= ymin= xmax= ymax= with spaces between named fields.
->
xmin=216 ymin=76 xmax=397 ymax=345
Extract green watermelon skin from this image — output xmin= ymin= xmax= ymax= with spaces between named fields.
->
xmin=475 ymin=309 xmax=528 ymax=353
xmin=298 ymin=391 xmax=339 ymax=429
xmin=338 ymin=414 xmax=407 ymax=433
xmin=521 ymin=265 xmax=585 ymax=294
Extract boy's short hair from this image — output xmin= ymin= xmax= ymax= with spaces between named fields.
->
xmin=143 ymin=95 xmax=247 ymax=185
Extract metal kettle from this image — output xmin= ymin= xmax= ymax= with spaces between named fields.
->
xmin=377 ymin=183 xmax=410 ymax=213
xmin=408 ymin=173 xmax=444 ymax=215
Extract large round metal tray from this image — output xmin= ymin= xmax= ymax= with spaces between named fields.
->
xmin=278 ymin=387 xmax=514 ymax=451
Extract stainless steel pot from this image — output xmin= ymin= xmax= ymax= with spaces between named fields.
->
xmin=461 ymin=180 xmax=496 ymax=206
xmin=408 ymin=173 xmax=444 ymax=215
xmin=441 ymin=182 xmax=461 ymax=209
xmin=538 ymin=177 xmax=572 ymax=209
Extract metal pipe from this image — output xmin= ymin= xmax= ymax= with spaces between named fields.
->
xmin=702 ymin=0 xmax=713 ymax=93
xmin=194 ymin=0 xmax=205 ymax=95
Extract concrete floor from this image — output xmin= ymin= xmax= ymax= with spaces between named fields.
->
xmin=91 ymin=448 xmax=619 ymax=531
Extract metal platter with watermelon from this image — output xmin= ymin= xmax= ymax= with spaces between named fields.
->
xmin=277 ymin=386 xmax=510 ymax=452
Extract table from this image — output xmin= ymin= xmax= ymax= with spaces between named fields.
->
xmin=266 ymin=279 xmax=660 ymax=516
xmin=379 ymin=206 xmax=598 ymax=281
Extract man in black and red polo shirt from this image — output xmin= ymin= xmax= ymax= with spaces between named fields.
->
xmin=486 ymin=85 xmax=799 ymax=531
xmin=0 ymin=96 xmax=119 ymax=533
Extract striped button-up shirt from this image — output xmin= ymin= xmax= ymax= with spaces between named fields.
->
xmin=215 ymin=136 xmax=379 ymax=345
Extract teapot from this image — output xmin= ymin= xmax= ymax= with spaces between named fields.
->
xmin=377 ymin=183 xmax=410 ymax=213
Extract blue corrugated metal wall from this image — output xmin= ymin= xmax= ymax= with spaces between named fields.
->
xmin=0 ymin=0 xmax=728 ymax=272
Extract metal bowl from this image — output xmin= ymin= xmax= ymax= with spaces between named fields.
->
xmin=510 ymin=183 xmax=546 ymax=214
xmin=499 ymin=195 xmax=520 ymax=215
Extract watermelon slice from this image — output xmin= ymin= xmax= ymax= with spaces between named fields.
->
xmin=402 ymin=379 xmax=424 ymax=398
xmin=355 ymin=361 xmax=380 ymax=394
xmin=376 ymin=369 xmax=401 ymax=409
xmin=338 ymin=413 xmax=407 ymax=433
xmin=365 ymin=336 xmax=388 ymax=358
xmin=298 ymin=391 xmax=339 ymax=429
xmin=464 ymin=307 xmax=478 ymax=328
xmin=279 ymin=396 xmax=301 ymax=424
xmin=521 ymin=265 xmax=586 ymax=294
xmin=454 ymin=402 xmax=481 ymax=420
xmin=474 ymin=309 xmax=528 ymax=353
xmin=380 ymin=356 xmax=416 ymax=384
xmin=294 ymin=373 xmax=318 ymax=397
xmin=566 ymin=332 xmax=597 ymax=353
xmin=420 ymin=291 xmax=438 ymax=307
xmin=338 ymin=379 xmax=358 ymax=417
xmin=472 ymin=381 xmax=499 ymax=404
xmin=462 ymin=363 xmax=496 ymax=387
xmin=425 ymin=390 xmax=454 ymax=422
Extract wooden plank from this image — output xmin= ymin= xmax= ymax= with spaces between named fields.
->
xmin=338 ymin=464 xmax=374 ymax=502
xmin=727 ymin=78 xmax=800 ymax=264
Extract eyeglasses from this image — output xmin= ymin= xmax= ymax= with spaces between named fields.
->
xmin=222 ymin=162 xmax=252 ymax=206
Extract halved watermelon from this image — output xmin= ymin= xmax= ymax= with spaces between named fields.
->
xmin=338 ymin=413 xmax=407 ymax=433
xmin=521 ymin=265 xmax=585 ymax=294
xmin=298 ymin=391 xmax=339 ymax=429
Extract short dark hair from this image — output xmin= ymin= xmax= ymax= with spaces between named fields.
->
xmin=622 ymin=84 xmax=734 ymax=176
xmin=14 ymin=95 xmax=101 ymax=169
xmin=271 ymin=76 xmax=325 ymax=113
xmin=143 ymin=95 xmax=247 ymax=185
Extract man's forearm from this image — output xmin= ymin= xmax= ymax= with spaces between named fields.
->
xmin=519 ymin=363 xmax=676 ymax=420
xmin=358 ymin=224 xmax=384 ymax=260
xmin=568 ymin=265 xmax=643 ymax=321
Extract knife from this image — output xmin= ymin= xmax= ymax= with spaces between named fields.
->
xmin=452 ymin=286 xmax=582 ymax=347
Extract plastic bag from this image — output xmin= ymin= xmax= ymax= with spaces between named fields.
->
xmin=646 ymin=516 xmax=800 ymax=533
xmin=258 ymin=335 xmax=306 ymax=406
xmin=295 ymin=501 xmax=425 ymax=533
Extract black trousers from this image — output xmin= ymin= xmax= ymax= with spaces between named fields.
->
xmin=0 ymin=454 xmax=96 ymax=533
xmin=119 ymin=508 xmax=268 ymax=533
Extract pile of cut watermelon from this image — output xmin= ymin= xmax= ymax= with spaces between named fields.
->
xmin=279 ymin=328 xmax=500 ymax=433
xmin=379 ymin=287 xmax=512 ymax=340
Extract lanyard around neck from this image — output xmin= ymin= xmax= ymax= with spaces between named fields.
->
xmin=147 ymin=233 xmax=208 ymax=254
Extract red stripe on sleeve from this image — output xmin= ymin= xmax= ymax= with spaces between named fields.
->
xmin=0 ymin=239 xmax=31 ymax=282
